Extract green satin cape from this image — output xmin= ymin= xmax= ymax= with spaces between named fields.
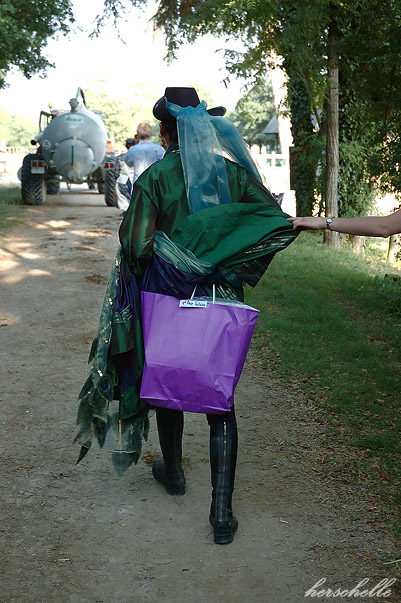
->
xmin=75 ymin=152 xmax=299 ymax=474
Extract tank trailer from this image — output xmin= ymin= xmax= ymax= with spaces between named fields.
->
xmin=21 ymin=89 xmax=117 ymax=206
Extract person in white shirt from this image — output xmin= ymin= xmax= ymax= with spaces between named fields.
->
xmin=115 ymin=137 xmax=138 ymax=211
xmin=124 ymin=122 xmax=165 ymax=189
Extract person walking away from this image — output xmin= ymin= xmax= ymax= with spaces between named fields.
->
xmin=117 ymin=87 xmax=299 ymax=544
xmin=115 ymin=137 xmax=138 ymax=211
xmin=123 ymin=122 xmax=164 ymax=190
xmin=76 ymin=87 xmax=299 ymax=545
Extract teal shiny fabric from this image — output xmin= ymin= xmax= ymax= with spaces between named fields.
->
xmin=119 ymin=153 xmax=288 ymax=278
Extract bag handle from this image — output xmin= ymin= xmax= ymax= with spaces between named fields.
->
xmin=190 ymin=284 xmax=216 ymax=303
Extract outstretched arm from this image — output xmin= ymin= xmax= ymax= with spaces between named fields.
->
xmin=287 ymin=210 xmax=401 ymax=237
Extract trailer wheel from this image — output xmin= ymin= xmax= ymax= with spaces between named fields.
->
xmin=21 ymin=154 xmax=47 ymax=205
xmin=46 ymin=181 xmax=60 ymax=195
xmin=97 ymin=181 xmax=105 ymax=194
xmin=104 ymin=169 xmax=118 ymax=207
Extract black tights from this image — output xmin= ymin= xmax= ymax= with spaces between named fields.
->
xmin=206 ymin=406 xmax=236 ymax=426
xmin=153 ymin=405 xmax=236 ymax=426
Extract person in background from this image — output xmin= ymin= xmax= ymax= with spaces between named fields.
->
xmin=115 ymin=137 xmax=138 ymax=211
xmin=288 ymin=210 xmax=401 ymax=237
xmin=123 ymin=122 xmax=164 ymax=188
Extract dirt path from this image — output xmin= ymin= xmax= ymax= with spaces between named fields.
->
xmin=0 ymin=188 xmax=398 ymax=603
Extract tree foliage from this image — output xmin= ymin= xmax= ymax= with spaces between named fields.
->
xmin=83 ymin=80 xmax=160 ymax=146
xmin=339 ymin=1 xmax=401 ymax=198
xmin=0 ymin=0 xmax=74 ymax=89
xmin=0 ymin=105 xmax=36 ymax=146
xmin=83 ymin=79 xmax=215 ymax=146
xmin=117 ymin=0 xmax=401 ymax=211
xmin=227 ymin=79 xmax=274 ymax=150
xmin=2 ymin=0 xmax=401 ymax=216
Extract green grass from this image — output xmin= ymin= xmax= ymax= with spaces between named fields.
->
xmin=0 ymin=184 xmax=27 ymax=235
xmin=245 ymin=232 xmax=401 ymax=531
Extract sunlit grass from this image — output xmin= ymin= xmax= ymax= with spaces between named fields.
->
xmin=245 ymin=232 xmax=401 ymax=530
xmin=0 ymin=184 xmax=27 ymax=235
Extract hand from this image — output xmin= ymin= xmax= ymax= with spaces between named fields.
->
xmin=287 ymin=216 xmax=328 ymax=230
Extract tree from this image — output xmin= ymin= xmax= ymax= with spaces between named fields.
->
xmin=323 ymin=20 xmax=339 ymax=247
xmin=4 ymin=0 xmax=398 ymax=245
xmin=0 ymin=105 xmax=36 ymax=146
xmin=7 ymin=113 xmax=36 ymax=147
xmin=112 ymin=0 xmax=400 ymax=244
xmin=83 ymin=80 xmax=158 ymax=146
xmin=83 ymin=79 xmax=215 ymax=146
xmin=284 ymin=59 xmax=320 ymax=217
xmin=0 ymin=0 xmax=74 ymax=89
xmin=123 ymin=0 xmax=338 ymax=222
xmin=227 ymin=79 xmax=275 ymax=151
xmin=339 ymin=1 xmax=401 ymax=199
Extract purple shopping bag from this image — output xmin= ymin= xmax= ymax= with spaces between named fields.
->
xmin=140 ymin=290 xmax=259 ymax=414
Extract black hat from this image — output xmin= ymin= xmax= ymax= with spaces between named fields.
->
xmin=125 ymin=138 xmax=136 ymax=145
xmin=153 ymin=87 xmax=226 ymax=121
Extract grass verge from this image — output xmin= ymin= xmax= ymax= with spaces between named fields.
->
xmin=245 ymin=232 xmax=401 ymax=534
xmin=0 ymin=184 xmax=27 ymax=236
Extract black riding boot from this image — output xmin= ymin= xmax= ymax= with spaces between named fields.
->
xmin=152 ymin=407 xmax=185 ymax=496
xmin=209 ymin=420 xmax=238 ymax=544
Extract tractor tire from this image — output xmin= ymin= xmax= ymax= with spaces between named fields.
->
xmin=46 ymin=181 xmax=60 ymax=195
xmin=104 ymin=170 xmax=118 ymax=207
xmin=21 ymin=154 xmax=47 ymax=205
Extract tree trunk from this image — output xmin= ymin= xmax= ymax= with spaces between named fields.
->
xmin=323 ymin=21 xmax=340 ymax=248
xmin=282 ymin=57 xmax=316 ymax=217
xmin=350 ymin=235 xmax=365 ymax=254
xmin=387 ymin=235 xmax=398 ymax=262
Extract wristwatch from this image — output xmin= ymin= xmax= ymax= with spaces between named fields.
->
xmin=326 ymin=217 xmax=334 ymax=229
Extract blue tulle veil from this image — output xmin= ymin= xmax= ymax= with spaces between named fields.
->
xmin=167 ymin=100 xmax=262 ymax=214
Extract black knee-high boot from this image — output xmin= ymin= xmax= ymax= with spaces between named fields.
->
xmin=209 ymin=419 xmax=238 ymax=544
xmin=152 ymin=407 xmax=186 ymax=496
